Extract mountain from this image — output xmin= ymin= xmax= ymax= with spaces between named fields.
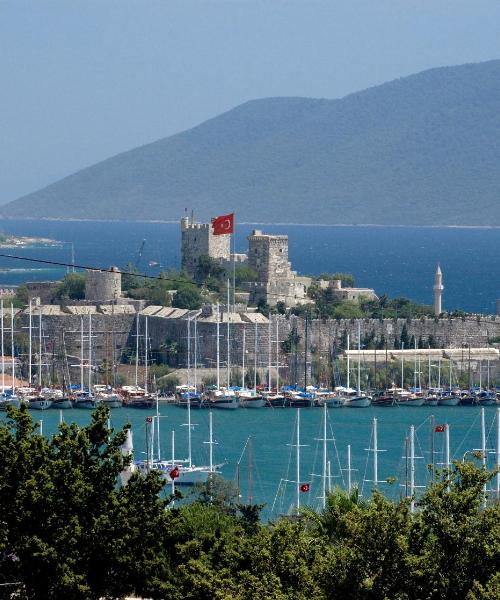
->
xmin=3 ymin=60 xmax=500 ymax=225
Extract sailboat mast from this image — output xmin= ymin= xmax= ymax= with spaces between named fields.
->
xmin=28 ymin=298 xmax=32 ymax=385
xmin=413 ymin=338 xmax=417 ymax=391
xmin=226 ymin=279 xmax=231 ymax=387
xmin=209 ymin=411 xmax=213 ymax=473
xmin=481 ymin=407 xmax=487 ymax=507
xmin=80 ymin=316 xmax=84 ymax=391
xmin=410 ymin=424 xmax=415 ymax=513
xmin=401 ymin=342 xmax=404 ymax=388
xmin=10 ymin=304 xmax=15 ymax=394
xmin=144 ymin=316 xmax=149 ymax=393
xmin=322 ymin=402 xmax=327 ymax=509
xmin=276 ymin=318 xmax=279 ymax=393
xmin=346 ymin=333 xmax=350 ymax=390
xmin=373 ymin=417 xmax=378 ymax=487
xmin=268 ymin=313 xmax=272 ymax=390
xmin=156 ymin=392 xmax=160 ymax=462
xmin=347 ymin=444 xmax=352 ymax=495
xmin=38 ymin=310 xmax=42 ymax=388
xmin=88 ymin=313 xmax=92 ymax=393
xmin=216 ymin=303 xmax=220 ymax=390
xmin=496 ymin=407 xmax=500 ymax=499
xmin=242 ymin=327 xmax=246 ymax=389
xmin=1 ymin=300 xmax=4 ymax=394
xmin=304 ymin=315 xmax=308 ymax=390
xmin=135 ymin=314 xmax=140 ymax=387
xmin=296 ymin=409 xmax=301 ymax=513
xmin=187 ymin=385 xmax=192 ymax=469
xmin=357 ymin=321 xmax=361 ymax=395
xmin=254 ymin=321 xmax=258 ymax=392
xmin=171 ymin=430 xmax=175 ymax=499
xmin=187 ymin=315 xmax=191 ymax=388
xmin=193 ymin=316 xmax=197 ymax=393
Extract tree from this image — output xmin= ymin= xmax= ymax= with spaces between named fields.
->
xmin=55 ymin=272 xmax=85 ymax=300
xmin=0 ymin=404 xmax=171 ymax=599
xmin=172 ymin=286 xmax=203 ymax=309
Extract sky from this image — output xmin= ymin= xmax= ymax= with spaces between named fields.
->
xmin=1 ymin=0 xmax=500 ymax=204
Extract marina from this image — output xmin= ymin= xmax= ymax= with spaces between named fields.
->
xmin=9 ymin=402 xmax=499 ymax=519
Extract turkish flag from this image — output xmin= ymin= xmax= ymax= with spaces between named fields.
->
xmin=300 ymin=483 xmax=310 ymax=493
xmin=435 ymin=424 xmax=445 ymax=433
xmin=212 ymin=213 xmax=234 ymax=235
xmin=169 ymin=465 xmax=180 ymax=480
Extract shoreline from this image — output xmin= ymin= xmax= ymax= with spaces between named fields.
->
xmin=1 ymin=216 xmax=500 ymax=230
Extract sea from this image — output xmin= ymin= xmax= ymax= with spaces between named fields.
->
xmin=0 ymin=219 xmax=499 ymax=516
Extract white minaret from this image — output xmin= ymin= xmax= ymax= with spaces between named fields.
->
xmin=433 ymin=264 xmax=443 ymax=316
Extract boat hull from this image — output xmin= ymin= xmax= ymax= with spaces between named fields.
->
xmin=438 ymin=397 xmax=461 ymax=407
xmin=325 ymin=397 xmax=345 ymax=408
xmin=74 ymin=400 xmax=97 ymax=409
xmin=239 ymin=397 xmax=266 ymax=408
xmin=424 ymin=398 xmax=439 ymax=406
xmin=210 ymin=397 xmax=239 ymax=409
xmin=28 ymin=398 xmax=53 ymax=410
xmin=344 ymin=396 xmax=371 ymax=408
xmin=397 ymin=398 xmax=425 ymax=407
xmin=51 ymin=398 xmax=73 ymax=409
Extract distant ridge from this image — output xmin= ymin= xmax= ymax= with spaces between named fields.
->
xmin=3 ymin=60 xmax=500 ymax=225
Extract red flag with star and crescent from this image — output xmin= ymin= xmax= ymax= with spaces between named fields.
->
xmin=435 ymin=424 xmax=446 ymax=433
xmin=212 ymin=213 xmax=234 ymax=235
xmin=300 ymin=483 xmax=310 ymax=493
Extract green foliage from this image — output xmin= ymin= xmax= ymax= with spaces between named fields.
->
xmin=0 ymin=404 xmax=170 ymax=599
xmin=1 ymin=405 xmax=499 ymax=600
xmin=172 ymin=286 xmax=203 ymax=309
xmin=55 ymin=272 xmax=85 ymax=300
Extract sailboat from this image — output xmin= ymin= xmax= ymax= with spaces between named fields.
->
xmin=344 ymin=322 xmax=371 ymax=408
xmin=437 ymin=359 xmax=460 ymax=406
xmin=397 ymin=341 xmax=425 ymax=407
xmin=207 ymin=293 xmax=238 ymax=409
xmin=0 ymin=302 xmax=21 ymax=410
xmin=136 ymin=400 xmax=223 ymax=485
xmin=74 ymin=315 xmax=97 ymax=409
xmin=237 ymin=325 xmax=265 ymax=408
xmin=26 ymin=306 xmax=52 ymax=410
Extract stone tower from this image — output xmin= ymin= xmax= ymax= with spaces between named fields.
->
xmin=433 ymin=264 xmax=443 ymax=316
xmin=180 ymin=216 xmax=231 ymax=277
xmin=246 ymin=230 xmax=309 ymax=306
xmin=85 ymin=266 xmax=122 ymax=302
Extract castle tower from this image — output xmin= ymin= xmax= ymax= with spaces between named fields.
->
xmin=180 ymin=215 xmax=231 ymax=277
xmin=433 ymin=264 xmax=443 ymax=316
xmin=85 ymin=266 xmax=122 ymax=302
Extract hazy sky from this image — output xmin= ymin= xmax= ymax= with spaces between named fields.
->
xmin=2 ymin=0 xmax=500 ymax=203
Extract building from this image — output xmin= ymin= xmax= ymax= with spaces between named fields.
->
xmin=180 ymin=215 xmax=231 ymax=277
xmin=244 ymin=229 xmax=310 ymax=307
xmin=319 ymin=279 xmax=377 ymax=302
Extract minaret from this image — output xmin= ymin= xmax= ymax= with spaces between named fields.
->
xmin=433 ymin=264 xmax=443 ymax=316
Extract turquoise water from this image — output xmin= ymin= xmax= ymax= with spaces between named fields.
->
xmin=0 ymin=219 xmax=500 ymax=313
xmin=14 ymin=404 xmax=499 ymax=518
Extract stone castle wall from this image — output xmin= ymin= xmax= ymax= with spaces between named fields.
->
xmin=14 ymin=311 xmax=500 ymax=383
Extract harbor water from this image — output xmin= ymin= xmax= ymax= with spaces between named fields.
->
xmin=11 ymin=403 xmax=500 ymax=519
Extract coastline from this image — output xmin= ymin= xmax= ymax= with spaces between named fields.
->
xmin=1 ymin=216 xmax=500 ymax=230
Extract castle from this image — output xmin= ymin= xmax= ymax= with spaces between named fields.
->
xmin=178 ymin=215 xmax=378 ymax=308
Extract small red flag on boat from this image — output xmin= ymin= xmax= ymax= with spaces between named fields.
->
xmin=211 ymin=213 xmax=234 ymax=235
xmin=169 ymin=465 xmax=180 ymax=480
xmin=300 ymin=483 xmax=310 ymax=493
xmin=435 ymin=424 xmax=445 ymax=433
xmin=145 ymin=416 xmax=153 ymax=423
